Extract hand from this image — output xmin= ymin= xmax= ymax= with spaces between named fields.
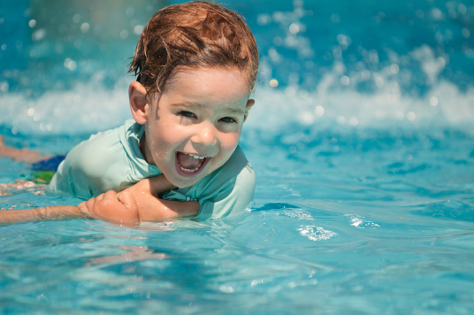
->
xmin=78 ymin=190 xmax=140 ymax=226
xmin=121 ymin=175 xmax=176 ymax=221
xmin=125 ymin=174 xmax=176 ymax=197
xmin=120 ymin=175 xmax=199 ymax=221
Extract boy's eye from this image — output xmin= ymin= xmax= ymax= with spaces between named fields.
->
xmin=178 ymin=111 xmax=196 ymax=118
xmin=220 ymin=117 xmax=237 ymax=123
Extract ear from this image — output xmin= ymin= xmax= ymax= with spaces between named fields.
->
xmin=129 ymin=81 xmax=149 ymax=125
xmin=243 ymin=99 xmax=255 ymax=122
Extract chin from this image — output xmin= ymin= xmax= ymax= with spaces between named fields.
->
xmin=170 ymin=177 xmax=200 ymax=189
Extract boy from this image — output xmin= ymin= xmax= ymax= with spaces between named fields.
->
xmin=0 ymin=1 xmax=259 ymax=225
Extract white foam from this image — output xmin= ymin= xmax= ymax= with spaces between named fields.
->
xmin=0 ymin=76 xmax=132 ymax=135
xmin=0 ymin=46 xmax=472 ymax=136
xmin=248 ymin=79 xmax=474 ymax=131
xmin=248 ymin=45 xmax=474 ymax=132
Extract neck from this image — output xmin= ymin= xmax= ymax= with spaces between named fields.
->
xmin=139 ymin=132 xmax=154 ymax=165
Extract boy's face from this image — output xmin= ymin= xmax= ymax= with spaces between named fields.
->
xmin=130 ymin=67 xmax=254 ymax=188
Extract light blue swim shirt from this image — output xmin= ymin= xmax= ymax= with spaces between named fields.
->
xmin=48 ymin=119 xmax=255 ymax=220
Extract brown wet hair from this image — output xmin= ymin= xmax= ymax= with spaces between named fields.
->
xmin=129 ymin=1 xmax=259 ymax=97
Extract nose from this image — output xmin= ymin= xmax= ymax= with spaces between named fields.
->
xmin=191 ymin=122 xmax=218 ymax=153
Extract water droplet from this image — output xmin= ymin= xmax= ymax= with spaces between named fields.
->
xmin=273 ymin=36 xmax=283 ymax=46
xmin=390 ymin=64 xmax=399 ymax=74
xmin=337 ymin=34 xmax=351 ymax=48
xmin=331 ymin=14 xmax=340 ymax=23
xmin=315 ymin=106 xmax=325 ymax=116
xmin=289 ymin=23 xmax=300 ymax=34
xmin=134 ymin=25 xmax=144 ymax=35
xmin=73 ymin=14 xmax=81 ymax=24
xmin=340 ymin=75 xmax=350 ymax=85
xmin=257 ymin=14 xmax=271 ymax=26
xmin=120 ymin=30 xmax=129 ymax=39
xmin=80 ymin=23 xmax=90 ymax=33
xmin=430 ymin=8 xmax=443 ymax=20
xmin=0 ymin=81 xmax=8 ymax=92
xmin=68 ymin=60 xmax=77 ymax=71
xmin=349 ymin=117 xmax=358 ymax=126
xmin=32 ymin=29 xmax=46 ymax=41
xmin=126 ymin=7 xmax=135 ymax=17
xmin=462 ymin=28 xmax=470 ymax=38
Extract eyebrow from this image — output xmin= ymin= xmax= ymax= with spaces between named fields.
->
xmin=225 ymin=107 xmax=244 ymax=115
xmin=171 ymin=103 xmax=244 ymax=115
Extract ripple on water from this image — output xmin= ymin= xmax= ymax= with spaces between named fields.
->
xmin=344 ymin=214 xmax=380 ymax=228
xmin=410 ymin=200 xmax=474 ymax=222
xmin=298 ymin=225 xmax=338 ymax=241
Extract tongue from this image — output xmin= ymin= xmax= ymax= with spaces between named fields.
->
xmin=177 ymin=152 xmax=201 ymax=169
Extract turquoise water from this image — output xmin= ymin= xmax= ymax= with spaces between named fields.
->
xmin=1 ymin=0 xmax=474 ymax=313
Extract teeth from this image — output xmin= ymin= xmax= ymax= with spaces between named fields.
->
xmin=178 ymin=152 xmax=207 ymax=173
xmin=180 ymin=166 xmax=200 ymax=172
xmin=185 ymin=153 xmax=206 ymax=159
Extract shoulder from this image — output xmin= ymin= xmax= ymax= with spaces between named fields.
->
xmin=220 ymin=146 xmax=254 ymax=181
xmin=223 ymin=146 xmax=256 ymax=195
xmin=49 ymin=123 xmax=133 ymax=198
xmin=68 ymin=125 xmax=125 ymax=175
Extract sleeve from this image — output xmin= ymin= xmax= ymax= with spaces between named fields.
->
xmin=48 ymin=131 xmax=128 ymax=200
xmin=48 ymin=140 xmax=100 ymax=199
xmin=195 ymin=162 xmax=255 ymax=220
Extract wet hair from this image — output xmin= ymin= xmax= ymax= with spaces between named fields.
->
xmin=129 ymin=1 xmax=259 ymax=97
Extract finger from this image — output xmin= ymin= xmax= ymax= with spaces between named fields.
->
xmin=114 ymin=191 xmax=140 ymax=225
xmin=96 ymin=193 xmax=105 ymax=202
xmin=116 ymin=190 xmax=138 ymax=212
xmin=84 ymin=198 xmax=96 ymax=213
xmin=128 ymin=178 xmax=151 ymax=193
xmin=103 ymin=190 xmax=118 ymax=201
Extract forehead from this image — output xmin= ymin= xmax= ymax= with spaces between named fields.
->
xmin=169 ymin=66 xmax=250 ymax=86
xmin=164 ymin=66 xmax=251 ymax=104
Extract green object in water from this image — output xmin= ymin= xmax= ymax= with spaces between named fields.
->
xmin=30 ymin=171 xmax=55 ymax=184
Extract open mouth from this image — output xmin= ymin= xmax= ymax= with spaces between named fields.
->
xmin=176 ymin=152 xmax=210 ymax=176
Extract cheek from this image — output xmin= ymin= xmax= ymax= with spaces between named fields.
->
xmin=146 ymin=125 xmax=173 ymax=161
xmin=149 ymin=118 xmax=177 ymax=143
xmin=155 ymin=124 xmax=187 ymax=148
xmin=220 ymin=133 xmax=241 ymax=153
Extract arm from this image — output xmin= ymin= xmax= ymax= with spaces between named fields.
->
xmin=0 ymin=136 xmax=48 ymax=163
xmin=0 ymin=191 xmax=139 ymax=226
xmin=78 ymin=175 xmax=200 ymax=225
xmin=0 ymin=175 xmax=199 ymax=226
xmin=0 ymin=205 xmax=92 ymax=225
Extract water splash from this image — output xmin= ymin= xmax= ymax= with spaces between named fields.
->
xmin=298 ymin=225 xmax=338 ymax=241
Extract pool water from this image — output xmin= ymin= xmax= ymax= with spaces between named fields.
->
xmin=1 ymin=0 xmax=474 ymax=313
